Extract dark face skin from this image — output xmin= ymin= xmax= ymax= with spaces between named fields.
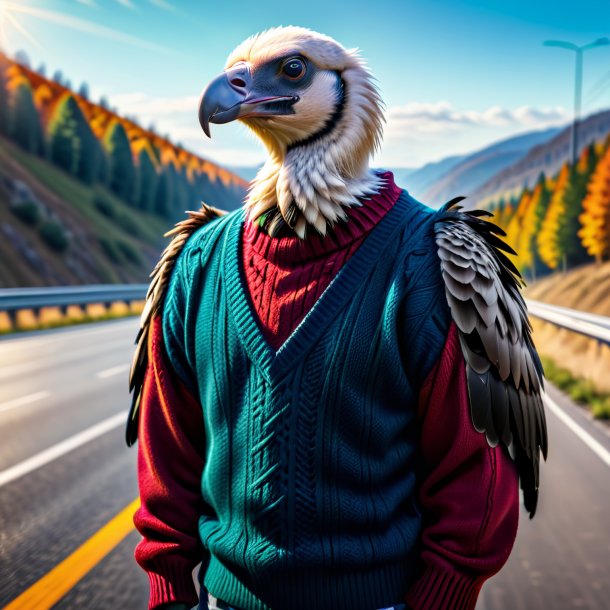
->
xmin=198 ymin=53 xmax=318 ymax=137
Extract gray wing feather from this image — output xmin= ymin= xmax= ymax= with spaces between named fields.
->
xmin=125 ymin=203 xmax=226 ymax=447
xmin=435 ymin=198 xmax=547 ymax=518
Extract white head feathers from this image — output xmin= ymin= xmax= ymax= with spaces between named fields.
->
xmin=226 ymin=26 xmax=385 ymax=239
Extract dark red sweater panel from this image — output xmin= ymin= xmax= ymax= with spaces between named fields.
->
xmin=242 ymin=172 xmax=402 ymax=351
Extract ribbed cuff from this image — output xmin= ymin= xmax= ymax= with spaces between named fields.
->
xmin=147 ymin=556 xmax=200 ymax=610
xmin=404 ymin=564 xmax=484 ymax=610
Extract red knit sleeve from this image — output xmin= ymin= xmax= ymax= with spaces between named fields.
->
xmin=133 ymin=315 xmax=209 ymax=610
xmin=404 ymin=321 xmax=519 ymax=610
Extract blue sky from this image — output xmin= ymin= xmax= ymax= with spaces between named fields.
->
xmin=1 ymin=0 xmax=609 ymax=169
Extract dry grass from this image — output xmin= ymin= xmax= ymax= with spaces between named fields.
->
xmin=527 ymin=261 xmax=610 ymax=414
xmin=0 ymin=301 xmax=144 ymax=335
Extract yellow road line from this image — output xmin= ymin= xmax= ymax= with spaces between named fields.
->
xmin=3 ymin=498 xmax=140 ymax=610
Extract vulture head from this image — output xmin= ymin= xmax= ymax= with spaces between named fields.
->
xmin=198 ymin=26 xmax=385 ymax=238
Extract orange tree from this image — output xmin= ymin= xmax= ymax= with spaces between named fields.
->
xmin=579 ymin=142 xmax=610 ymax=263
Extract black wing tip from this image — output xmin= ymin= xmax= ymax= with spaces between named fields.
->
xmin=525 ymin=491 xmax=539 ymax=519
xmin=440 ymin=195 xmax=468 ymax=212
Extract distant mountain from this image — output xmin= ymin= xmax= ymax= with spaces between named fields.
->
xmin=413 ymin=126 xmax=562 ymax=207
xmin=470 ymin=109 xmax=610 ymax=208
xmin=391 ymin=155 xmax=468 ymax=201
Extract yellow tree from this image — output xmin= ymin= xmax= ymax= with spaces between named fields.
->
xmin=512 ymin=174 xmax=551 ymax=279
xmin=537 ymin=163 xmax=570 ymax=269
xmin=505 ymin=188 xmax=530 ymax=263
xmin=579 ymin=143 xmax=610 ymax=263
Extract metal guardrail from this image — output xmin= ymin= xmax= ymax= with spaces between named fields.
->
xmin=526 ymin=299 xmax=610 ymax=346
xmin=0 ymin=285 xmax=148 ymax=314
xmin=0 ymin=287 xmax=609 ymax=346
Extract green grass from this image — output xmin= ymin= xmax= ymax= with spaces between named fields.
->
xmin=542 ymin=357 xmax=610 ymax=420
xmin=0 ymin=135 xmax=168 ymax=246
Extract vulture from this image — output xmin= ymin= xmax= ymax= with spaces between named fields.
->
xmin=126 ymin=26 xmax=547 ymax=519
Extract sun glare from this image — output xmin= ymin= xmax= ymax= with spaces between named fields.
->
xmin=0 ymin=0 xmax=171 ymax=56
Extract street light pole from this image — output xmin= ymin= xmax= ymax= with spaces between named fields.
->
xmin=544 ymin=38 xmax=610 ymax=165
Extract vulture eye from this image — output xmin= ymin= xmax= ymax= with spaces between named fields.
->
xmin=282 ymin=58 xmax=306 ymax=80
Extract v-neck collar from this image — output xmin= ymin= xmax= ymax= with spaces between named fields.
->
xmin=223 ymin=191 xmax=410 ymax=379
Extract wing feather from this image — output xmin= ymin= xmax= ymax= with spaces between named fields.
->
xmin=435 ymin=200 xmax=547 ymax=518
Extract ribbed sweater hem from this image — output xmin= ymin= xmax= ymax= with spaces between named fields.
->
xmin=204 ymin=554 xmax=416 ymax=610
xmin=146 ymin=556 xmax=200 ymax=610
xmin=404 ymin=564 xmax=485 ymax=610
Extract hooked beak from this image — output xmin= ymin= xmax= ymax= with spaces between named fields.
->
xmin=198 ymin=65 xmax=299 ymax=138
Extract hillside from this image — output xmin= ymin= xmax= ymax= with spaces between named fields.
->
xmin=471 ymin=109 xmax=610 ymax=208
xmin=390 ymin=155 xmax=467 ymax=201
xmin=0 ymin=53 xmax=247 ymax=287
xmin=527 ymin=261 xmax=610 ymax=393
xmin=420 ymin=126 xmax=561 ymax=206
xmin=0 ymin=135 xmax=166 ymax=286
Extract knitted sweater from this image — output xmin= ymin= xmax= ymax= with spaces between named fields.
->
xmin=241 ymin=172 xmax=398 ymax=350
xmin=134 ymin=178 xmax=519 ymax=610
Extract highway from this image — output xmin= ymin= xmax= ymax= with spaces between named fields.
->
xmin=1 ymin=319 xmax=609 ymax=610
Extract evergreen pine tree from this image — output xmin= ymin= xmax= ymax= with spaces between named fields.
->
xmin=103 ymin=120 xmax=135 ymax=202
xmin=8 ymin=80 xmax=43 ymax=155
xmin=560 ymin=145 xmax=597 ymax=268
xmin=154 ymin=166 xmax=174 ymax=218
xmin=47 ymin=93 xmax=83 ymax=175
xmin=134 ymin=144 xmax=158 ymax=211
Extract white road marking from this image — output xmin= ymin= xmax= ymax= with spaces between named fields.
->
xmin=544 ymin=393 xmax=610 ymax=468
xmin=0 ymin=342 xmax=130 ymax=380
xmin=0 ymin=391 xmax=50 ymax=414
xmin=96 ymin=364 xmax=129 ymax=379
xmin=0 ymin=411 xmax=128 ymax=488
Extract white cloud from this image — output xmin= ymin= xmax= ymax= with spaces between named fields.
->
xmin=111 ymin=92 xmax=199 ymax=116
xmin=107 ymin=92 xmax=571 ymax=169
xmin=374 ymin=101 xmax=570 ymax=167
xmin=385 ymin=101 xmax=569 ymax=137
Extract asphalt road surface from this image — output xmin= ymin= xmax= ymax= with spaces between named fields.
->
xmin=0 ymin=319 xmax=609 ymax=610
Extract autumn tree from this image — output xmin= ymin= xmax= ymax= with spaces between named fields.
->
xmin=515 ymin=173 xmax=551 ymax=279
xmin=537 ymin=163 xmax=570 ymax=270
xmin=505 ymin=187 xmax=530 ymax=270
xmin=579 ymin=143 xmax=610 ymax=263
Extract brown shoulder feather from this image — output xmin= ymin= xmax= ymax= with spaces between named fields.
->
xmin=125 ymin=203 xmax=226 ymax=446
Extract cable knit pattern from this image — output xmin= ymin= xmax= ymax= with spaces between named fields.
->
xmin=242 ymin=171 xmax=401 ymax=350
xmin=134 ymin=176 xmax=519 ymax=610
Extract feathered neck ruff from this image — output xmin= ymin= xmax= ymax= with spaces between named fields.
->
xmin=241 ymin=46 xmax=385 ymax=239
xmin=244 ymin=170 xmax=402 ymax=262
